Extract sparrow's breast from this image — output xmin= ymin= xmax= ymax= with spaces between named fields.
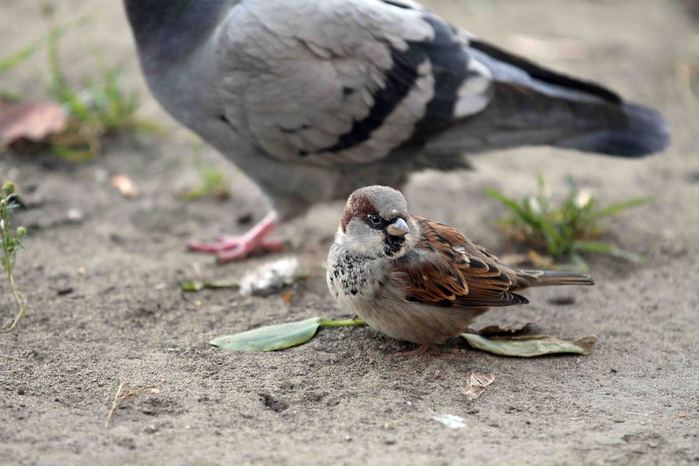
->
xmin=327 ymin=246 xmax=389 ymax=305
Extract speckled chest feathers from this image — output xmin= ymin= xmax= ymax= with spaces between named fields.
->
xmin=327 ymin=247 xmax=390 ymax=303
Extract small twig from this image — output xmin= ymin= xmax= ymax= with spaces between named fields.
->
xmin=104 ymin=381 xmax=159 ymax=428
xmin=104 ymin=381 xmax=125 ymax=428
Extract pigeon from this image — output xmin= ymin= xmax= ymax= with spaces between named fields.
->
xmin=124 ymin=0 xmax=669 ymax=262
xmin=327 ymin=185 xmax=593 ymax=347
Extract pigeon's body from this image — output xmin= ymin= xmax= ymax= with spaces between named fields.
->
xmin=124 ymin=0 xmax=669 ymax=260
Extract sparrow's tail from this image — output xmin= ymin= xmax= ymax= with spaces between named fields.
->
xmin=425 ymin=39 xmax=669 ymax=158
xmin=514 ymin=270 xmax=594 ymax=289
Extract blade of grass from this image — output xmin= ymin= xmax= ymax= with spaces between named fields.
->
xmin=589 ymin=197 xmax=653 ymax=220
xmin=0 ymin=19 xmax=88 ymax=75
xmin=573 ymin=241 xmax=643 ymax=263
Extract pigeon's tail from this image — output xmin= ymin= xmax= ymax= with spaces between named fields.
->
xmin=425 ymin=39 xmax=670 ymax=158
xmin=554 ymin=103 xmax=669 ymax=157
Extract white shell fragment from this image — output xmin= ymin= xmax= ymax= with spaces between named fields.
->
xmin=239 ymin=257 xmax=300 ymax=296
xmin=432 ymin=414 xmax=466 ymax=429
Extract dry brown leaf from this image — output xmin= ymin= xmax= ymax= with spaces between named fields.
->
xmin=464 ymin=372 xmax=495 ymax=401
xmin=111 ymin=175 xmax=140 ymax=198
xmin=0 ymin=101 xmax=67 ymax=147
xmin=280 ymin=288 xmax=294 ymax=305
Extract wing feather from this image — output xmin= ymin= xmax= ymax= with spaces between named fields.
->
xmin=393 ymin=218 xmax=529 ymax=308
xmin=217 ymin=0 xmax=493 ymax=165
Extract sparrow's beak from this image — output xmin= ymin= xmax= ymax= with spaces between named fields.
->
xmin=386 ymin=217 xmax=410 ymax=237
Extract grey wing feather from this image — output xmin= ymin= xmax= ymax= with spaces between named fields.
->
xmin=215 ymin=0 xmax=493 ymax=165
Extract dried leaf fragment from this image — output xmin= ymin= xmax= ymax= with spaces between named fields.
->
xmin=0 ymin=100 xmax=67 ymax=147
xmin=464 ymin=372 xmax=495 ymax=400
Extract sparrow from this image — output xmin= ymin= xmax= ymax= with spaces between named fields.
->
xmin=327 ymin=185 xmax=593 ymax=347
xmin=124 ymin=0 xmax=668 ymax=262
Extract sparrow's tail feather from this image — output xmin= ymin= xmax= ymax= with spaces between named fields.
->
xmin=425 ymin=40 xmax=669 ymax=158
xmin=514 ymin=270 xmax=594 ymax=289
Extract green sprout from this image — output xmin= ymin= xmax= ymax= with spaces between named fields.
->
xmin=180 ymin=146 xmax=231 ymax=202
xmin=485 ymin=175 xmax=652 ymax=269
xmin=0 ymin=182 xmax=28 ymax=333
xmin=46 ymin=24 xmax=154 ymax=161
xmin=180 ymin=167 xmax=231 ymax=202
xmin=0 ymin=12 xmax=155 ymax=161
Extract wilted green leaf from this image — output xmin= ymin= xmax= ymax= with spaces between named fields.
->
xmin=211 ymin=317 xmax=366 ymax=352
xmin=462 ymin=333 xmax=596 ymax=357
xmin=211 ymin=318 xmax=323 ymax=352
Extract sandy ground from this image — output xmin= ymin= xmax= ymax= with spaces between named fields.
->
xmin=1 ymin=0 xmax=698 ymax=464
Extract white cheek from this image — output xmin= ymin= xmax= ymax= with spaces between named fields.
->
xmin=342 ymin=222 xmax=385 ymax=256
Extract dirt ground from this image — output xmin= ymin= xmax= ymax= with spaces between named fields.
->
xmin=1 ymin=0 xmax=698 ymax=464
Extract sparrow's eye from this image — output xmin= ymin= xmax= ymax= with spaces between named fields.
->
xmin=367 ymin=214 xmax=383 ymax=227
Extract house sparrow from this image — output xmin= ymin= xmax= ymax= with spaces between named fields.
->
xmin=327 ymin=186 xmax=593 ymax=346
xmin=124 ymin=0 xmax=668 ymax=262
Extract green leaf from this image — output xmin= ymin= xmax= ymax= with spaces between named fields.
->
xmin=462 ymin=333 xmax=597 ymax=357
xmin=211 ymin=318 xmax=324 ymax=352
xmin=211 ymin=317 xmax=367 ymax=352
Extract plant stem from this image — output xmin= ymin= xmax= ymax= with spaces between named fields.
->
xmin=319 ymin=318 xmax=366 ymax=328
xmin=1 ymin=270 xmax=27 ymax=333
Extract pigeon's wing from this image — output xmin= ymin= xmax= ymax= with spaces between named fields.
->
xmin=216 ymin=0 xmax=492 ymax=165
xmin=392 ymin=218 xmax=529 ymax=308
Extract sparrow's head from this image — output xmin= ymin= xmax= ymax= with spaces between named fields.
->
xmin=337 ymin=186 xmax=418 ymax=258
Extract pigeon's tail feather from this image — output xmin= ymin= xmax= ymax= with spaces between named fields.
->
xmin=554 ymin=103 xmax=669 ymax=157
xmin=425 ymin=40 xmax=670 ymax=158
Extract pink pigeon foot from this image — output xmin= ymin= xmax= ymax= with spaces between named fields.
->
xmin=188 ymin=212 xmax=283 ymax=263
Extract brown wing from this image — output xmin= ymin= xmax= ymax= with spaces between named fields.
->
xmin=392 ymin=217 xmax=529 ymax=308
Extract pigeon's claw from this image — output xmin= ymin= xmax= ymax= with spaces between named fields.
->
xmin=215 ymin=238 xmax=285 ymax=263
xmin=187 ymin=213 xmax=282 ymax=263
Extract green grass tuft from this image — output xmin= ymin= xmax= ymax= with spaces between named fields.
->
xmin=46 ymin=26 xmax=155 ymax=161
xmin=0 ymin=14 xmax=156 ymax=161
xmin=484 ymin=175 xmax=652 ymax=269
xmin=180 ymin=147 xmax=231 ymax=202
